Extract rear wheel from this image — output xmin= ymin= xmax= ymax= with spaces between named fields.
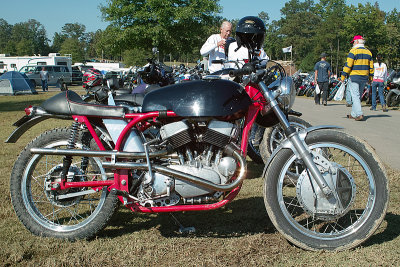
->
xmin=10 ymin=128 xmax=118 ymax=240
xmin=263 ymin=129 xmax=389 ymax=251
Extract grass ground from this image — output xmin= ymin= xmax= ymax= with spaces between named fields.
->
xmin=0 ymin=88 xmax=399 ymax=266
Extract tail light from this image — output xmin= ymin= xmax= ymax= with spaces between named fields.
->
xmin=25 ymin=105 xmax=33 ymax=116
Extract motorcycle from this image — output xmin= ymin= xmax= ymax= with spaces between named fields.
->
xmin=6 ymin=60 xmax=388 ymax=251
xmin=385 ymin=69 xmax=400 ymax=107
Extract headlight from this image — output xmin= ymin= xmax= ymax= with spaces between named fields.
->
xmin=275 ymin=77 xmax=296 ymax=110
xmin=259 ymin=76 xmax=296 ymax=117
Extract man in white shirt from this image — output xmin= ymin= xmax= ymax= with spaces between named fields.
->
xmin=40 ymin=67 xmax=49 ymax=91
xmin=200 ymin=21 xmax=232 ymax=73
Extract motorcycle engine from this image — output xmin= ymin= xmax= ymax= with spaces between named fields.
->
xmin=137 ymin=120 xmax=239 ymax=207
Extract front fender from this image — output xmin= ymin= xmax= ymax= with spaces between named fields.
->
xmin=262 ymin=125 xmax=343 ymax=177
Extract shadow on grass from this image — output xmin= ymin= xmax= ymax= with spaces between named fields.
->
xmin=101 ymin=201 xmax=399 ymax=248
xmin=363 ymin=212 xmax=400 ymax=247
xmin=100 ymin=160 xmax=269 ymax=239
xmin=101 ymin=196 xmax=274 ymax=239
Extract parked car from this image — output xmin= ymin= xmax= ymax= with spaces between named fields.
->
xmin=19 ymin=65 xmax=72 ymax=90
xmin=71 ymin=66 xmax=83 ymax=85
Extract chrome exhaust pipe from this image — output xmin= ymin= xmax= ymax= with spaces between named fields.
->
xmin=102 ymin=149 xmax=247 ymax=192
xmin=30 ymin=146 xmax=247 ymax=192
xmin=30 ymin=148 xmax=169 ymax=159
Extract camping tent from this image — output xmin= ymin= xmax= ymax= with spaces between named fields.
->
xmin=0 ymin=71 xmax=37 ymax=95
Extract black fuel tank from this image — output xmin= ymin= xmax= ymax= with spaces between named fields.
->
xmin=142 ymin=79 xmax=252 ymax=117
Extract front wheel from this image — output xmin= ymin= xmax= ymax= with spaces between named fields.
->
xmin=10 ymin=128 xmax=118 ymax=240
xmin=263 ymin=129 xmax=389 ymax=251
xmin=386 ymin=90 xmax=400 ymax=107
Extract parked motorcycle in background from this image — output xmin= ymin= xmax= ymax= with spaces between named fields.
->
xmin=386 ymin=69 xmax=400 ymax=107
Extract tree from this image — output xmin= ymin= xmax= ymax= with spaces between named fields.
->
xmin=264 ymin=20 xmax=283 ymax=60
xmin=0 ymin=19 xmax=12 ymax=54
xmin=59 ymin=38 xmax=85 ymax=63
xmin=384 ymin=9 xmax=400 ymax=68
xmin=61 ymin=23 xmax=87 ymax=42
xmin=279 ymin=0 xmax=321 ymax=69
xmin=314 ymin=0 xmax=347 ymax=75
xmin=52 ymin=32 xmax=67 ymax=52
xmin=100 ymin=0 xmax=221 ymax=60
xmin=86 ymin=30 xmax=104 ymax=59
xmin=53 ymin=23 xmax=90 ymax=61
xmin=342 ymin=3 xmax=387 ymax=55
xmin=10 ymin=19 xmax=49 ymax=56
xmin=258 ymin=11 xmax=270 ymax=25
xmin=122 ymin=48 xmax=152 ymax=66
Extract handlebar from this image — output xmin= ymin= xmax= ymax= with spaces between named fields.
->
xmin=211 ymin=60 xmax=224 ymax=64
xmin=229 ymin=67 xmax=254 ymax=77
xmin=210 ymin=59 xmax=286 ymax=85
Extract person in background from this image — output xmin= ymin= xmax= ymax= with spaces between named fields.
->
xmin=200 ymin=21 xmax=232 ymax=73
xmin=40 ymin=67 xmax=49 ymax=92
xmin=314 ymin=52 xmax=331 ymax=106
xmin=340 ymin=35 xmax=374 ymax=121
xmin=371 ymin=54 xmax=388 ymax=112
xmin=227 ymin=16 xmax=269 ymax=69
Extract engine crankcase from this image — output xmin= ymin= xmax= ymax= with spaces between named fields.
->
xmin=168 ymin=164 xmax=221 ymax=198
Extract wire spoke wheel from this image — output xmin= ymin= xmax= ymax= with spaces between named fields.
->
xmin=263 ymin=129 xmax=388 ymax=251
xmin=10 ymin=128 xmax=117 ymax=240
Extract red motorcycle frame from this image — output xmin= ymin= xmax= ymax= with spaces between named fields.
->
xmin=49 ymin=83 xmax=264 ymax=213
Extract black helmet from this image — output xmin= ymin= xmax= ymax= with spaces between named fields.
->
xmin=139 ymin=64 xmax=162 ymax=84
xmin=236 ymin=16 xmax=266 ymax=52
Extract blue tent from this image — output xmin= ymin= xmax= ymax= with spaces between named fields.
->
xmin=0 ymin=71 xmax=37 ymax=95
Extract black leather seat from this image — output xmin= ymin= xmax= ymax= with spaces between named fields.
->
xmin=41 ymin=90 xmax=125 ymax=118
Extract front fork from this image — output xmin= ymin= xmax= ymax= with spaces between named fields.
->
xmin=258 ymin=82 xmax=333 ymax=197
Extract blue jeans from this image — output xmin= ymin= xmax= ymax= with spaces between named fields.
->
xmin=371 ymin=81 xmax=386 ymax=109
xmin=347 ymin=78 xmax=366 ymax=117
xmin=41 ymin=79 xmax=48 ymax=91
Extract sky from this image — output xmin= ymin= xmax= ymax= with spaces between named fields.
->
xmin=1 ymin=0 xmax=399 ymax=41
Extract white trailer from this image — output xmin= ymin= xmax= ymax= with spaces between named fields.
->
xmin=0 ymin=53 xmax=72 ymax=74
xmin=73 ymin=62 xmax=126 ymax=73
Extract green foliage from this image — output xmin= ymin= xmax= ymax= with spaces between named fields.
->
xmin=59 ymin=38 xmax=85 ymax=63
xmin=0 ymin=19 xmax=12 ymax=53
xmin=122 ymin=48 xmax=152 ymax=66
xmin=0 ymin=19 xmax=50 ymax=56
xmin=100 ymin=0 xmax=222 ymax=61
xmin=61 ymin=23 xmax=87 ymax=42
xmin=264 ymin=0 xmax=400 ymax=72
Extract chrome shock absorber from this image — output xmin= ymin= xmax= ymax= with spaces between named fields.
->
xmin=79 ymin=124 xmax=90 ymax=173
xmin=60 ymin=120 xmax=80 ymax=181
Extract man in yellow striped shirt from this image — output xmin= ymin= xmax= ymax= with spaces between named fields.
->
xmin=340 ymin=35 xmax=374 ymax=121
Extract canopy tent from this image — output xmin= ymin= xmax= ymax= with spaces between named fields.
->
xmin=0 ymin=71 xmax=37 ymax=95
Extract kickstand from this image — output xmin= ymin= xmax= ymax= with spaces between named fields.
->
xmin=169 ymin=213 xmax=196 ymax=234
